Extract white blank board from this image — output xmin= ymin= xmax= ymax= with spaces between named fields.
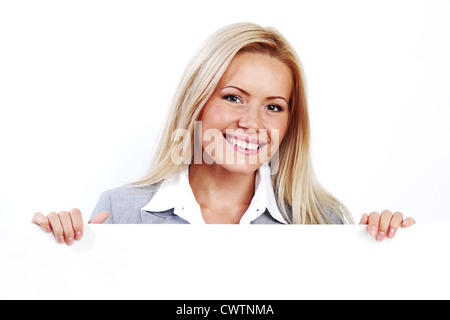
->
xmin=0 ymin=224 xmax=449 ymax=299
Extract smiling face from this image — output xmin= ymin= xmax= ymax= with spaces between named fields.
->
xmin=198 ymin=52 xmax=292 ymax=175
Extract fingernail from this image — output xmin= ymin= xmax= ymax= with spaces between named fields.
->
xmin=369 ymin=226 xmax=378 ymax=237
xmin=67 ymin=237 xmax=74 ymax=246
xmin=45 ymin=225 xmax=52 ymax=233
xmin=377 ymin=232 xmax=386 ymax=241
xmin=57 ymin=236 xmax=65 ymax=244
xmin=75 ymin=231 xmax=82 ymax=241
xmin=388 ymin=228 xmax=395 ymax=238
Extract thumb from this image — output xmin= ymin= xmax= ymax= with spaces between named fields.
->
xmin=359 ymin=213 xmax=369 ymax=225
xmin=88 ymin=211 xmax=110 ymax=224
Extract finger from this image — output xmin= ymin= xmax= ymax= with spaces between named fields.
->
xmin=359 ymin=213 xmax=369 ymax=225
xmin=89 ymin=211 xmax=110 ymax=224
xmin=402 ymin=217 xmax=416 ymax=228
xmin=368 ymin=212 xmax=380 ymax=237
xmin=387 ymin=211 xmax=404 ymax=238
xmin=59 ymin=211 xmax=75 ymax=245
xmin=69 ymin=208 xmax=84 ymax=241
xmin=378 ymin=210 xmax=392 ymax=241
xmin=47 ymin=212 xmax=65 ymax=244
xmin=31 ymin=212 xmax=52 ymax=233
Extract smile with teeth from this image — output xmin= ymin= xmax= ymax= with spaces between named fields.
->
xmin=224 ymin=134 xmax=265 ymax=151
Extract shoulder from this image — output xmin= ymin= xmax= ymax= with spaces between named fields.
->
xmin=105 ymin=184 xmax=159 ymax=202
xmin=324 ymin=208 xmax=344 ymax=225
xmin=91 ymin=184 xmax=160 ymax=223
xmin=281 ymin=203 xmax=346 ymax=225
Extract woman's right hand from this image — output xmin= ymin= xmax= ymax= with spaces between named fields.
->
xmin=31 ymin=209 xmax=110 ymax=245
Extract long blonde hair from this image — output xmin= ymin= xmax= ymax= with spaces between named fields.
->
xmin=132 ymin=22 xmax=354 ymax=224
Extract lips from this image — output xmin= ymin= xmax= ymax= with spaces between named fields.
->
xmin=224 ymin=134 xmax=267 ymax=152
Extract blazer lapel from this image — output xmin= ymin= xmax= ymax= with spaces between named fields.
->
xmin=140 ymin=208 xmax=189 ymax=224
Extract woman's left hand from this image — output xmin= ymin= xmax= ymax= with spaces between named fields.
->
xmin=359 ymin=210 xmax=416 ymax=241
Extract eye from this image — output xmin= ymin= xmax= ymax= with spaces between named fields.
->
xmin=265 ymin=104 xmax=283 ymax=112
xmin=223 ymin=95 xmax=243 ymax=104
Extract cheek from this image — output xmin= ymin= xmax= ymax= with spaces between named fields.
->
xmin=279 ymin=123 xmax=289 ymax=144
xmin=201 ymin=102 xmax=230 ymax=131
xmin=201 ymin=113 xmax=219 ymax=133
xmin=268 ymin=117 xmax=289 ymax=148
xmin=199 ymin=103 xmax=230 ymax=154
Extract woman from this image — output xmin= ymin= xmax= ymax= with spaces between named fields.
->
xmin=32 ymin=23 xmax=415 ymax=245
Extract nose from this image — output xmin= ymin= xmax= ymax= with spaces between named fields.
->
xmin=238 ymin=106 xmax=263 ymax=134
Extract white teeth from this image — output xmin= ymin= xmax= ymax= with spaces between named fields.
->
xmin=226 ymin=135 xmax=259 ymax=150
xmin=248 ymin=143 xmax=257 ymax=150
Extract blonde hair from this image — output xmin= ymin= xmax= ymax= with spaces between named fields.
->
xmin=132 ymin=22 xmax=354 ymax=224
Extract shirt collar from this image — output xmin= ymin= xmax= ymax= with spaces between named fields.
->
xmin=141 ymin=167 xmax=206 ymax=224
xmin=246 ymin=163 xmax=287 ymax=224
xmin=141 ymin=163 xmax=287 ymax=224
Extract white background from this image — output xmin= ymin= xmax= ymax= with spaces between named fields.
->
xmin=0 ymin=0 xmax=449 ymax=223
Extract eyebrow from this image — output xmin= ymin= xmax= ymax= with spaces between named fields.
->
xmin=223 ymin=85 xmax=289 ymax=104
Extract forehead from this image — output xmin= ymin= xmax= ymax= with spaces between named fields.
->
xmin=218 ymin=52 xmax=292 ymax=99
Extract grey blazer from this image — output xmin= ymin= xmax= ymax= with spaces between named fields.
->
xmin=90 ymin=185 xmax=343 ymax=224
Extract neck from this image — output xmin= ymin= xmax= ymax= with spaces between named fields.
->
xmin=189 ymin=163 xmax=256 ymax=223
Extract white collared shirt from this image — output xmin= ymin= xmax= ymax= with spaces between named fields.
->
xmin=141 ymin=163 xmax=287 ymax=224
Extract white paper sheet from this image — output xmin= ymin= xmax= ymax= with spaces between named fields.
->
xmin=0 ymin=224 xmax=449 ymax=299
